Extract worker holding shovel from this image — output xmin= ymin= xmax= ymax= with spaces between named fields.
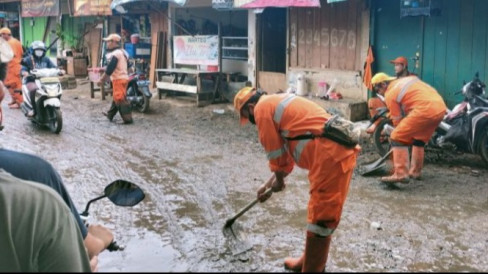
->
xmin=233 ymin=87 xmax=360 ymax=272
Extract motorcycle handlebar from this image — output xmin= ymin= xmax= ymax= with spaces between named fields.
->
xmin=107 ymin=241 xmax=125 ymax=252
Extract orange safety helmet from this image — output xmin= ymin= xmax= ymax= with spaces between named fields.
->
xmin=233 ymin=87 xmax=256 ymax=125
xmin=389 ymin=56 xmax=408 ymax=67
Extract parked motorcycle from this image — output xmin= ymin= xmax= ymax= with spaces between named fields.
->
xmin=126 ymin=72 xmax=152 ymax=113
xmin=80 ymin=179 xmax=145 ymax=251
xmin=20 ymin=68 xmax=64 ymax=134
xmin=369 ymin=73 xmax=488 ymax=166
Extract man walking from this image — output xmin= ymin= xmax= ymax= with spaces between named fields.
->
xmin=233 ymin=87 xmax=360 ymax=272
xmin=98 ymin=33 xmax=133 ymax=124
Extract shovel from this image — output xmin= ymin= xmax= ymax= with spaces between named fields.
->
xmin=223 ymin=174 xmax=276 ymax=235
xmin=359 ymin=149 xmax=393 ymax=176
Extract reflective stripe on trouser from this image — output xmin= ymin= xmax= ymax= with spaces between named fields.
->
xmin=306 ymin=153 xmax=356 ymax=234
xmin=391 ymin=110 xmax=445 ymax=145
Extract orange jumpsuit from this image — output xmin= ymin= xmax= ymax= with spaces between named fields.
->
xmin=385 ymin=76 xmax=447 ymax=144
xmin=4 ymin=37 xmax=23 ymax=104
xmin=254 ymin=94 xmax=360 ymax=233
xmin=104 ymin=48 xmax=132 ymax=123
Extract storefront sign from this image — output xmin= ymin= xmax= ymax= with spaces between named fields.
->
xmin=234 ymin=0 xmax=320 ymax=8
xmin=212 ymin=0 xmax=234 ymax=10
xmin=74 ymin=0 xmax=112 ymax=16
xmin=21 ymin=0 xmax=59 ymax=17
xmin=173 ymin=35 xmax=219 ymax=66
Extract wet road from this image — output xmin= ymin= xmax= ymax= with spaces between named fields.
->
xmin=1 ymin=80 xmax=487 ymax=272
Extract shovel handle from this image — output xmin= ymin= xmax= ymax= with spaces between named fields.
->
xmin=224 ymin=174 xmax=276 ymax=227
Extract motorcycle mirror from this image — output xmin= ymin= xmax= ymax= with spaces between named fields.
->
xmin=104 ymin=179 xmax=145 ymax=207
xmin=80 ymin=180 xmax=145 ymax=217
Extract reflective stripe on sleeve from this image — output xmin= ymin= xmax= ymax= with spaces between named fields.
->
xmin=273 ymin=94 xmax=296 ymax=124
xmin=267 ymin=147 xmax=287 ymax=160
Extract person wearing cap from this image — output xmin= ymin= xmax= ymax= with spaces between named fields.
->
xmin=98 ymin=33 xmax=133 ymax=124
xmin=371 ymin=72 xmax=447 ymax=183
xmin=0 ymin=27 xmax=23 ymax=109
xmin=390 ymin=56 xmax=414 ymax=78
xmin=233 ymin=87 xmax=360 ymax=272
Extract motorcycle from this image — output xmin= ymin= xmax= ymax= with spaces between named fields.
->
xmin=126 ymin=72 xmax=152 ymax=113
xmin=80 ymin=179 xmax=146 ymax=251
xmin=369 ymin=73 xmax=488 ymax=166
xmin=20 ymin=68 xmax=64 ymax=134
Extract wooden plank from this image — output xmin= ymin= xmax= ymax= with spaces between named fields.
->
xmin=320 ymin=2 xmax=330 ymax=69
xmin=258 ymin=71 xmax=287 ymax=93
xmin=422 ymin=17 xmax=436 ymax=85
xmin=445 ymin=0 xmax=461 ymax=107
xmin=311 ymin=8 xmax=321 ymax=69
xmin=458 ymin=0 xmax=474 ymax=90
xmin=305 ymin=8 xmax=314 ymax=68
xmin=471 ymin=0 xmax=488 ymax=81
xmin=156 ymin=82 xmax=198 ymax=93
xmin=297 ymin=8 xmax=307 ymax=68
xmin=337 ymin=2 xmax=348 ymax=70
xmin=289 ymin=8 xmax=298 ymax=68
xmin=432 ymin=0 xmax=447 ymax=97
xmin=345 ymin=0 xmax=358 ymax=70
xmin=329 ymin=2 xmax=340 ymax=69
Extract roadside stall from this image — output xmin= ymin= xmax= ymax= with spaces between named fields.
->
xmin=156 ymin=34 xmax=223 ymax=107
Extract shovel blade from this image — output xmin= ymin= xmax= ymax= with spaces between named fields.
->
xmin=359 ymin=149 xmax=392 ymax=176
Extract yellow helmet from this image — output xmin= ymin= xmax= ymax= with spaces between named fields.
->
xmin=371 ymin=72 xmax=395 ymax=85
xmin=233 ymin=87 xmax=256 ymax=125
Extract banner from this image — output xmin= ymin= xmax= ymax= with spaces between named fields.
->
xmin=173 ymin=35 xmax=219 ymax=66
xmin=74 ymin=0 xmax=112 ymax=16
xmin=21 ymin=0 xmax=59 ymax=17
xmin=233 ymin=0 xmax=320 ymax=8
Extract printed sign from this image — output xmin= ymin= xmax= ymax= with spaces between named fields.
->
xmin=21 ymin=0 xmax=59 ymax=17
xmin=173 ymin=35 xmax=219 ymax=66
xmin=212 ymin=0 xmax=234 ymax=10
xmin=74 ymin=0 xmax=112 ymax=16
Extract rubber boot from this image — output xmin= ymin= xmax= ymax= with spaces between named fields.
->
xmin=284 ymin=254 xmax=304 ymax=272
xmin=409 ymin=146 xmax=424 ymax=180
xmin=302 ymin=232 xmax=332 ymax=272
xmin=381 ymin=147 xmax=410 ymax=184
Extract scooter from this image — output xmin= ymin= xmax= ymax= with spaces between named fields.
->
xmin=20 ymin=68 xmax=64 ymax=134
xmin=80 ymin=179 xmax=145 ymax=251
xmin=126 ymin=72 xmax=152 ymax=113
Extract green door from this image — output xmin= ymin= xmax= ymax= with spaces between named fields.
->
xmin=373 ymin=0 xmax=488 ymax=108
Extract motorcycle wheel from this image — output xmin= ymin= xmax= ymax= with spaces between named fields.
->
xmin=479 ymin=128 xmax=488 ymax=166
xmin=48 ymin=108 xmax=63 ymax=134
xmin=373 ymin=118 xmax=392 ymax=157
xmin=133 ymin=91 xmax=150 ymax=113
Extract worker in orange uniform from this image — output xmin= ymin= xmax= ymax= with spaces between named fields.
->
xmin=0 ymin=27 xmax=23 ymax=109
xmin=390 ymin=56 xmax=414 ymax=78
xmin=97 ymin=33 xmax=132 ymax=124
xmin=371 ymin=73 xmax=447 ymax=183
xmin=233 ymin=87 xmax=360 ymax=272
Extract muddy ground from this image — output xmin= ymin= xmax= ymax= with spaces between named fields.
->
xmin=1 ymin=80 xmax=487 ymax=272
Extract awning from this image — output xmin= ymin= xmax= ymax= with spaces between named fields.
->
xmin=110 ymin=0 xmax=186 ymax=11
xmin=233 ymin=0 xmax=320 ymax=8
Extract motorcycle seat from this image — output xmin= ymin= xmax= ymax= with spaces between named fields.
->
xmin=40 ymin=77 xmax=60 ymax=84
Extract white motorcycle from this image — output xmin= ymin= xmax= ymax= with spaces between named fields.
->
xmin=20 ymin=68 xmax=64 ymax=134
